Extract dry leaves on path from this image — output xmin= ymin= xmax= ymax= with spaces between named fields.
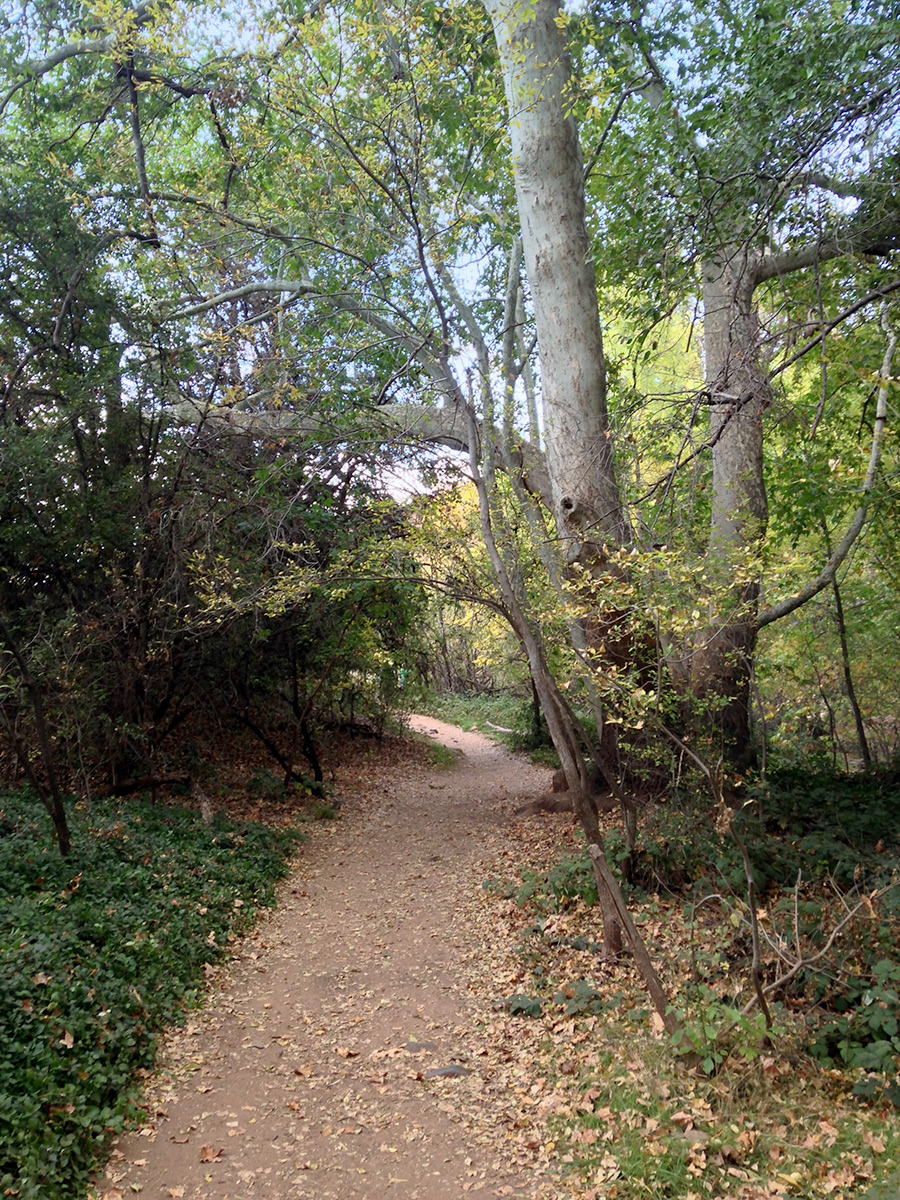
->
xmin=90 ymin=716 xmax=568 ymax=1200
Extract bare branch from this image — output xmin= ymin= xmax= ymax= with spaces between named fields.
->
xmin=740 ymin=884 xmax=898 ymax=1016
xmin=170 ymin=280 xmax=315 ymax=319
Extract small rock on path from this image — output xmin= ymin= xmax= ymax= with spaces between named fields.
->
xmin=95 ymin=716 xmax=564 ymax=1200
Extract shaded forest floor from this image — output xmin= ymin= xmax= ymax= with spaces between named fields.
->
xmin=90 ymin=718 xmax=900 ymax=1200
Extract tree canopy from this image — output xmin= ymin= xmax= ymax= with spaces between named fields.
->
xmin=0 ymin=0 xmax=897 ymax=841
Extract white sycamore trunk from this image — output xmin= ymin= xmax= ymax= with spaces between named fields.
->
xmin=482 ymin=0 xmax=628 ymax=558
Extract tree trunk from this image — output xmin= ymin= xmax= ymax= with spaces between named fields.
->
xmin=695 ymin=247 xmax=771 ymax=765
xmin=483 ymin=0 xmax=652 ymax=790
xmin=482 ymin=0 xmax=628 ymax=557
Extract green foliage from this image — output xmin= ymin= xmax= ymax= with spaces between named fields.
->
xmin=417 ymin=690 xmax=526 ymax=736
xmin=308 ymin=800 xmax=340 ymax=820
xmin=0 ymin=790 xmax=303 ymax=1200
xmin=809 ymin=956 xmax=900 ymax=1082
xmin=753 ymin=768 xmax=900 ymax=886
xmin=615 ymin=766 xmax=900 ymax=894
xmin=515 ymin=852 xmax=598 ymax=911
xmin=552 ymin=979 xmax=607 ymax=1018
xmin=669 ymin=984 xmax=782 ymax=1075
xmin=504 ymin=700 xmax=555 ymax=756
xmin=247 ymin=767 xmax=290 ymax=800
xmin=502 ymin=993 xmax=544 ymax=1019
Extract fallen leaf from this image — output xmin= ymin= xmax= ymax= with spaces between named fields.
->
xmin=737 ymin=1129 xmax=757 ymax=1152
xmin=199 ymin=1145 xmax=224 ymax=1162
xmin=776 ymin=1170 xmax=805 ymax=1188
xmin=335 ymin=1046 xmax=359 ymax=1058
xmin=167 ymin=1190 xmax=185 ymax=1198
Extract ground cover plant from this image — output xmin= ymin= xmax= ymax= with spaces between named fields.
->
xmin=418 ymin=690 xmax=528 ymax=736
xmin=418 ymin=691 xmax=559 ymax=762
xmin=0 ymin=790 xmax=303 ymax=1200
xmin=467 ymin=769 xmax=900 ymax=1199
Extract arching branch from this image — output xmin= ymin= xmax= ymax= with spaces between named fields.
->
xmin=757 ymin=309 xmax=896 ymax=630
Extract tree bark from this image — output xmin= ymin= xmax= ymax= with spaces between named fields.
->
xmin=482 ymin=0 xmax=628 ymax=557
xmin=693 ymin=246 xmax=771 ymax=764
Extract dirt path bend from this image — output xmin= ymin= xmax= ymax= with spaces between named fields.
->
xmin=96 ymin=716 xmax=565 ymax=1200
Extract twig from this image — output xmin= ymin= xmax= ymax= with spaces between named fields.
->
xmin=740 ymin=884 xmax=898 ymax=1017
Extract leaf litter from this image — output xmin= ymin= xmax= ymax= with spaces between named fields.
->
xmin=89 ymin=716 xmax=900 ymax=1200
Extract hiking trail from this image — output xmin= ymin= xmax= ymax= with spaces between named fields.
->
xmin=94 ymin=716 xmax=570 ymax=1200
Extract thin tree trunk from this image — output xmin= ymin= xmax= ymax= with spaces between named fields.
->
xmin=461 ymin=397 xmax=624 ymax=956
xmin=820 ymin=521 xmax=872 ymax=769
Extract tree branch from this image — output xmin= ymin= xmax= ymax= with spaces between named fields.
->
xmin=779 ymin=170 xmax=866 ymax=200
xmin=769 ymin=277 xmax=900 ymax=379
xmin=755 ymin=215 xmax=900 ymax=285
xmin=1 ymin=0 xmax=159 ymax=114
xmin=757 ymin=308 xmax=896 ymax=630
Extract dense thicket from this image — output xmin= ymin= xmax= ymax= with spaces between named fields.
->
xmin=0 ymin=164 xmax=427 ymax=822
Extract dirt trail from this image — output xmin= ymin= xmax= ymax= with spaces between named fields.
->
xmin=95 ymin=716 xmax=565 ymax=1200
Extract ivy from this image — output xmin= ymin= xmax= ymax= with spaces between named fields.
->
xmin=0 ymin=790 xmax=303 ymax=1200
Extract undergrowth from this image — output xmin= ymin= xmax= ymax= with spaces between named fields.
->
xmin=484 ymin=765 xmax=900 ymax=1198
xmin=0 ymin=790 xmax=303 ymax=1200
xmin=416 ymin=689 xmax=526 ymax=735
xmin=417 ymin=690 xmax=559 ymax=764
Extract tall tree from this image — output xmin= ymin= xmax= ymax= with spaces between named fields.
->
xmin=579 ymin=0 xmax=900 ymax=761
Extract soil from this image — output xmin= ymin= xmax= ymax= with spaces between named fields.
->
xmin=92 ymin=716 xmax=571 ymax=1200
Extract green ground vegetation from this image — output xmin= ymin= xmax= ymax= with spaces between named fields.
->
xmin=482 ymin=763 xmax=900 ymax=1198
xmin=0 ymin=790 xmax=303 ymax=1200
